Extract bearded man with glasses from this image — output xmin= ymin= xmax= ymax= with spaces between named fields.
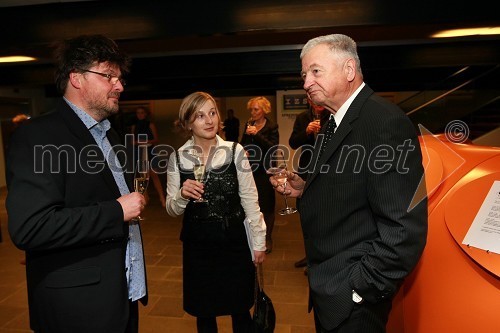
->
xmin=6 ymin=34 xmax=148 ymax=333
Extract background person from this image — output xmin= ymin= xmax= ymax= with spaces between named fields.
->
xmin=271 ymin=34 xmax=428 ymax=333
xmin=222 ymin=108 xmax=240 ymax=142
xmin=3 ymin=114 xmax=31 ymax=154
xmin=166 ymin=91 xmax=266 ymax=333
xmin=288 ymin=97 xmax=329 ymax=270
xmin=289 ymin=97 xmax=329 ymax=179
xmin=6 ymin=34 xmax=147 ymax=333
xmin=131 ymin=106 xmax=166 ymax=207
xmin=240 ymin=96 xmax=279 ymax=254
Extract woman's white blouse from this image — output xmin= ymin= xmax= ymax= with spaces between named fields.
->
xmin=166 ymin=135 xmax=266 ymax=252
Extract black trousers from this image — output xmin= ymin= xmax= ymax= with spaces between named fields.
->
xmin=314 ymin=300 xmax=392 ymax=333
xmin=196 ymin=312 xmax=253 ymax=333
xmin=125 ymin=300 xmax=139 ymax=333
xmin=34 ymin=300 xmax=139 ymax=333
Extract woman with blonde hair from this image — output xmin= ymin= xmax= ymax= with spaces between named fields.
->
xmin=166 ymin=91 xmax=266 ymax=333
xmin=240 ymin=96 xmax=279 ymax=253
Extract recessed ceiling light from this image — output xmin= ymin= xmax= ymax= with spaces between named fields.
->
xmin=432 ymin=27 xmax=500 ymax=38
xmin=0 ymin=56 xmax=36 ymax=63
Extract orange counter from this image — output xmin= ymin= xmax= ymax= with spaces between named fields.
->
xmin=388 ymin=134 xmax=500 ymax=333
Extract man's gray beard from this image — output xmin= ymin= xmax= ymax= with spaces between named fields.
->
xmin=92 ymin=104 xmax=119 ymax=121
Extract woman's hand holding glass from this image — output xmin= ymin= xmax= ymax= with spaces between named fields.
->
xmin=185 ymin=152 xmax=208 ymax=203
xmin=245 ymin=118 xmax=258 ymax=135
xmin=181 ymin=178 xmax=205 ymax=202
xmin=245 ymin=125 xmax=258 ymax=135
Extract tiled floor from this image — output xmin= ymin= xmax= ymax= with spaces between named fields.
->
xmin=0 ymin=187 xmax=315 ymax=332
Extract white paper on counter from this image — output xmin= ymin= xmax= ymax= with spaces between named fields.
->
xmin=462 ymin=180 xmax=500 ymax=254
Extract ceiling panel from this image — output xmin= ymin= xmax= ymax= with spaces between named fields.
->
xmin=0 ymin=0 xmax=498 ymax=100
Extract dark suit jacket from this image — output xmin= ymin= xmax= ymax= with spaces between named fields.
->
xmin=6 ymin=99 xmax=147 ymax=333
xmin=240 ymin=117 xmax=279 ymax=213
xmin=299 ymin=85 xmax=428 ymax=330
xmin=240 ymin=116 xmax=279 ymax=172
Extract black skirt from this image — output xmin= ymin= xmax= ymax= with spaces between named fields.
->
xmin=183 ymin=240 xmax=255 ymax=317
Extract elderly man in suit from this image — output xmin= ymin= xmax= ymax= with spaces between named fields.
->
xmin=6 ymin=35 xmax=147 ymax=333
xmin=271 ymin=34 xmax=428 ymax=333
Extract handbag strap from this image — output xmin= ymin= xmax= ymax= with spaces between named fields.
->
xmin=255 ymin=263 xmax=264 ymax=293
xmin=254 ymin=268 xmax=258 ymax=304
xmin=254 ymin=263 xmax=262 ymax=307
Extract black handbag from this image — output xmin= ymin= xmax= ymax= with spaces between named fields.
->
xmin=253 ymin=263 xmax=276 ymax=333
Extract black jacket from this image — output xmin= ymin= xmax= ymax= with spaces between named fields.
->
xmin=6 ymin=99 xmax=147 ymax=333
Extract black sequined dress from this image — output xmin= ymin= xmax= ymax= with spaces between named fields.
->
xmin=175 ymin=145 xmax=255 ymax=317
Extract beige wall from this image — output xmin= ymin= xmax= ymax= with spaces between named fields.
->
xmin=0 ymin=88 xmax=57 ymax=188
xmin=150 ymin=95 xmax=278 ymax=150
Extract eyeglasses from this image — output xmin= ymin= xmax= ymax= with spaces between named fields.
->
xmin=78 ymin=69 xmax=126 ymax=86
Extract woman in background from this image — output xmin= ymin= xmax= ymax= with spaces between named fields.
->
xmin=240 ymin=96 xmax=279 ymax=253
xmin=166 ymin=91 xmax=266 ymax=333
xmin=131 ymin=106 xmax=166 ymax=207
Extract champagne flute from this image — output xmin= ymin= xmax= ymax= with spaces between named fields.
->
xmin=134 ymin=146 xmax=150 ymax=220
xmin=247 ymin=117 xmax=256 ymax=132
xmin=191 ymin=151 xmax=208 ymax=203
xmin=193 ymin=156 xmax=208 ymax=203
xmin=268 ymin=151 xmax=297 ymax=215
xmin=274 ymin=166 xmax=297 ymax=215
xmin=313 ymin=111 xmax=322 ymax=121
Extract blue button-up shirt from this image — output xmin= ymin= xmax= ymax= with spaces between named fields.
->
xmin=64 ymin=98 xmax=146 ymax=301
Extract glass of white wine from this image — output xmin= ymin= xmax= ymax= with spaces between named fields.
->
xmin=193 ymin=160 xmax=208 ymax=203
xmin=268 ymin=151 xmax=297 ymax=215
xmin=273 ymin=166 xmax=297 ymax=215
xmin=134 ymin=156 xmax=150 ymax=220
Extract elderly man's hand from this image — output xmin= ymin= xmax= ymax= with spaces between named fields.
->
xmin=269 ymin=171 xmax=305 ymax=198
